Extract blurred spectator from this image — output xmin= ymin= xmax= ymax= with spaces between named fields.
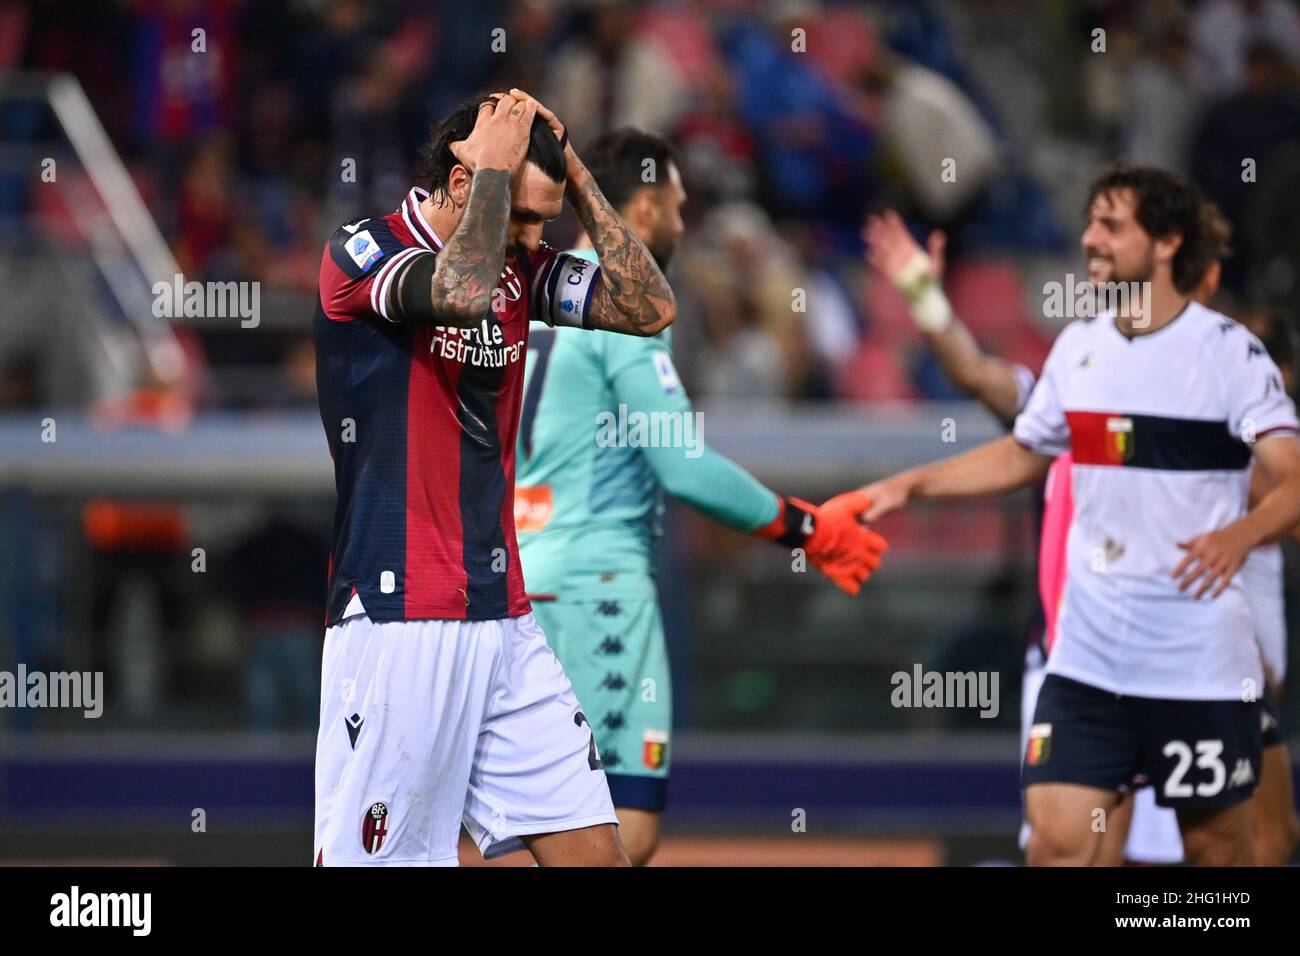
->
xmin=681 ymin=202 xmax=823 ymax=400
xmin=858 ymin=50 xmax=999 ymax=231
xmin=1123 ymin=9 xmax=1200 ymax=171
xmin=227 ymin=517 xmax=327 ymax=730
xmin=174 ymin=136 xmax=240 ymax=280
xmin=1191 ymin=39 xmax=1300 ymax=292
xmin=0 ymin=353 xmax=42 ymax=409
xmin=1191 ymin=0 xmax=1300 ymax=98
xmin=328 ymin=43 xmax=415 ymax=217
xmin=542 ymin=1 xmax=687 ymax=142
xmin=719 ymin=6 xmax=876 ymax=229
xmin=673 ymin=61 xmax=759 ymax=208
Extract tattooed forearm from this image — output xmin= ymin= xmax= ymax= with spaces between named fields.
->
xmin=428 ymin=169 xmax=511 ymax=326
xmin=568 ymin=164 xmax=676 ymax=336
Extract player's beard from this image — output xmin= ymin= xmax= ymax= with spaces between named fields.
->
xmin=649 ymin=229 xmax=678 ymax=272
xmin=1111 ymin=245 xmax=1156 ymax=285
xmin=1086 ymin=244 xmax=1155 ymax=286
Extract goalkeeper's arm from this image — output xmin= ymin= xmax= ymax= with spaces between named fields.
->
xmin=610 ymin=348 xmax=886 ymax=593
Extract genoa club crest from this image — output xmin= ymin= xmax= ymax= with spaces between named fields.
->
xmin=1104 ymin=416 xmax=1134 ymax=463
xmin=361 ymin=801 xmax=389 ymax=854
xmin=1026 ymin=723 xmax=1052 ymax=766
xmin=643 ymin=730 xmax=668 ymax=770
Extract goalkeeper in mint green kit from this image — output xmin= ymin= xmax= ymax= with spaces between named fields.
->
xmin=515 ymin=128 xmax=888 ymax=865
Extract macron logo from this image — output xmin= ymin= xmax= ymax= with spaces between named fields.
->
xmin=50 ymin=886 xmax=151 ymax=936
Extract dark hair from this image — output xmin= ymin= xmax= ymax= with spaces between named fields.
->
xmin=414 ymin=93 xmax=567 ymax=205
xmin=1259 ymin=307 xmax=1299 ymax=373
xmin=581 ymin=127 xmax=682 ymax=211
xmin=1200 ymin=201 xmax=1233 ymax=263
xmin=1085 ymin=165 xmax=1211 ymax=294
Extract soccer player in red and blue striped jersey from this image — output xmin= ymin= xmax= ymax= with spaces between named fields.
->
xmin=312 ymin=91 xmax=674 ymax=867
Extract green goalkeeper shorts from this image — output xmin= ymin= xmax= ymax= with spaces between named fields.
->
xmin=530 ymin=592 xmax=671 ymax=812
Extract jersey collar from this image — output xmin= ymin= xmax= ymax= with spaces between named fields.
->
xmin=401 ymin=187 xmax=445 ymax=252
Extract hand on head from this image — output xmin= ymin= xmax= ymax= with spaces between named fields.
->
xmin=449 ymin=93 xmax=538 ymax=175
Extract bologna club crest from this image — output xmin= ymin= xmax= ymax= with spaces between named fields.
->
xmin=499 ymin=264 xmax=522 ymax=301
xmin=361 ymin=801 xmax=389 ymax=854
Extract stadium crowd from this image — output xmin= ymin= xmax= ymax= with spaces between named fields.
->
xmin=4 ymin=0 xmax=1296 ymax=411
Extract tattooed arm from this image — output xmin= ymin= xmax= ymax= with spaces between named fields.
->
xmin=420 ymin=169 xmax=510 ymax=327
xmin=567 ymin=155 xmax=676 ymax=337
xmin=389 ymin=94 xmax=534 ymax=328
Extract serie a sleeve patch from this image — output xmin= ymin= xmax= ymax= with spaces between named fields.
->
xmin=652 ymin=351 xmax=682 ymax=395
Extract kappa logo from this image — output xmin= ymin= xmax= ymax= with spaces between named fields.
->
xmin=598 ymin=672 xmax=627 ymax=691
xmin=597 ymin=635 xmax=625 ymax=656
xmin=361 ymin=801 xmax=390 ymax=854
xmin=1228 ymin=758 xmax=1255 ymax=789
xmin=600 ymin=711 xmax=626 ymax=730
xmin=597 ymin=601 xmax=622 ymax=618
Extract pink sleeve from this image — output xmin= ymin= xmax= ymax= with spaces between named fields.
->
xmin=1038 ymin=452 xmax=1073 ymax=654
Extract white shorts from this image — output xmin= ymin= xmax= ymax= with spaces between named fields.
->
xmin=1125 ymin=786 xmax=1184 ymax=864
xmin=313 ymin=610 xmax=617 ymax=866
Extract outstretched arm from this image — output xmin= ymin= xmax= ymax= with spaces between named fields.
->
xmin=856 ymin=434 xmax=1053 ymax=522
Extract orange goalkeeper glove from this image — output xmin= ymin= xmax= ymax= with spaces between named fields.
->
xmin=754 ymin=493 xmax=888 ymax=595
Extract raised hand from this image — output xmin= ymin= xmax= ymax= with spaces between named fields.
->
xmin=450 ymin=94 xmax=538 ymax=175
xmin=863 ymin=210 xmax=946 ymax=287
xmin=507 ymin=88 xmax=567 ymax=149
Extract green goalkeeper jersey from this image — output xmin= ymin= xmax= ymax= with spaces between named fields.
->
xmin=515 ymin=249 xmax=779 ymax=600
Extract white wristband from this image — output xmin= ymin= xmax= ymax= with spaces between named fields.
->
xmin=912 ymin=282 xmax=953 ymax=333
xmin=893 ymin=250 xmax=952 ymax=333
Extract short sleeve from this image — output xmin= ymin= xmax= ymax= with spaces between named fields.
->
xmin=1012 ymin=363 xmax=1038 ymax=416
xmin=320 ymin=218 xmax=431 ymax=323
xmin=1013 ymin=329 xmax=1073 ymax=456
xmin=1221 ymin=325 xmax=1299 ymax=442
xmin=528 ymin=245 xmax=601 ymax=329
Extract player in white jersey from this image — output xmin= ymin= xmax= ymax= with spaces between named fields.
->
xmin=1114 ymin=307 xmax=1300 ymax=866
xmin=862 ymin=199 xmax=1299 ymax=865
xmin=835 ymin=166 xmax=1300 ymax=865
